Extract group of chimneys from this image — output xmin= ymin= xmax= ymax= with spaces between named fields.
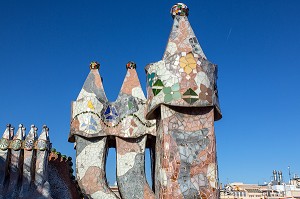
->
xmin=272 ymin=170 xmax=283 ymax=185
xmin=2 ymin=124 xmax=49 ymax=140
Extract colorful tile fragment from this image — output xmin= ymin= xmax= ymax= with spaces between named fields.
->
xmin=145 ymin=3 xmax=221 ymax=121
xmin=69 ymin=61 xmax=156 ymax=198
xmin=68 ymin=3 xmax=222 ymax=199
xmin=171 ymin=3 xmax=189 ymax=18
xmin=0 ymin=124 xmax=80 ymax=199
xmin=144 ymin=3 xmax=222 ymax=198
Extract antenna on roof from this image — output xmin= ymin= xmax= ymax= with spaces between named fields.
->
xmin=288 ymin=166 xmax=291 ymax=184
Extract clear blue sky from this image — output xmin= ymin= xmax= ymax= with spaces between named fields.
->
xmin=0 ymin=0 xmax=299 ymax=185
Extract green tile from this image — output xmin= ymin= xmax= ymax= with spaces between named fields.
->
xmin=183 ymin=88 xmax=197 ymax=96
xmin=173 ymin=92 xmax=181 ymax=100
xmin=171 ymin=83 xmax=180 ymax=91
xmin=164 ymin=94 xmax=173 ymax=103
xmin=163 ymin=87 xmax=171 ymax=94
xmin=153 ymin=79 xmax=163 ymax=86
xmin=152 ymin=89 xmax=162 ymax=96
xmin=183 ymin=98 xmax=198 ymax=104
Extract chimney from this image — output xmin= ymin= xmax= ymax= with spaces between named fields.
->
xmin=273 ymin=170 xmax=278 ymax=184
xmin=278 ymin=171 xmax=283 ymax=184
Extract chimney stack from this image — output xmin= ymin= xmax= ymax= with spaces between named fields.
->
xmin=278 ymin=171 xmax=283 ymax=184
xmin=273 ymin=170 xmax=278 ymax=185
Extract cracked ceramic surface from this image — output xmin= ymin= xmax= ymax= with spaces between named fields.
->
xmin=144 ymin=3 xmax=221 ymax=198
xmin=75 ymin=136 xmax=119 ymax=198
xmin=116 ymin=135 xmax=155 ymax=199
xmin=68 ymin=3 xmax=221 ymax=199
xmin=145 ymin=3 xmax=221 ymax=121
xmin=154 ymin=105 xmax=219 ymax=198
xmin=70 ymin=62 xmax=155 ymax=198
xmin=70 ymin=63 xmax=156 ymax=141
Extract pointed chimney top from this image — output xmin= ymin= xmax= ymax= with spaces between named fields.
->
xmin=126 ymin=61 xmax=136 ymax=70
xmin=90 ymin=61 xmax=100 ymax=70
xmin=171 ymin=3 xmax=189 ymax=18
xmin=14 ymin=124 xmax=25 ymax=141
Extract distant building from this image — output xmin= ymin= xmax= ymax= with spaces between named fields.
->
xmin=220 ymin=171 xmax=300 ymax=199
xmin=286 ymin=176 xmax=300 ymax=198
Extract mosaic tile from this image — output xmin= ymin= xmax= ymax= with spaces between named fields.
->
xmin=143 ymin=3 xmax=221 ymax=198
xmin=153 ymin=105 xmax=218 ymax=198
xmin=126 ymin=61 xmax=136 ymax=70
xmin=0 ymin=125 xmax=13 ymax=196
xmin=179 ymin=52 xmax=197 ymax=74
xmin=66 ymin=3 xmax=222 ymax=199
xmin=0 ymin=138 xmax=9 ymax=150
xmin=70 ymin=62 xmax=156 ymax=198
xmin=69 ymin=62 xmax=156 ymax=141
xmin=171 ymin=3 xmax=189 ymax=18
xmin=145 ymin=3 xmax=221 ymax=121
xmin=21 ymin=125 xmax=38 ymax=196
xmin=75 ymin=136 xmax=119 ymax=198
xmin=0 ymin=124 xmax=82 ymax=199
xmin=182 ymin=88 xmax=198 ymax=104
xmin=116 ymin=136 xmax=154 ymax=199
xmin=163 ymin=83 xmax=181 ymax=103
xmin=147 ymin=72 xmax=156 ymax=87
xmin=152 ymin=79 xmax=164 ymax=96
